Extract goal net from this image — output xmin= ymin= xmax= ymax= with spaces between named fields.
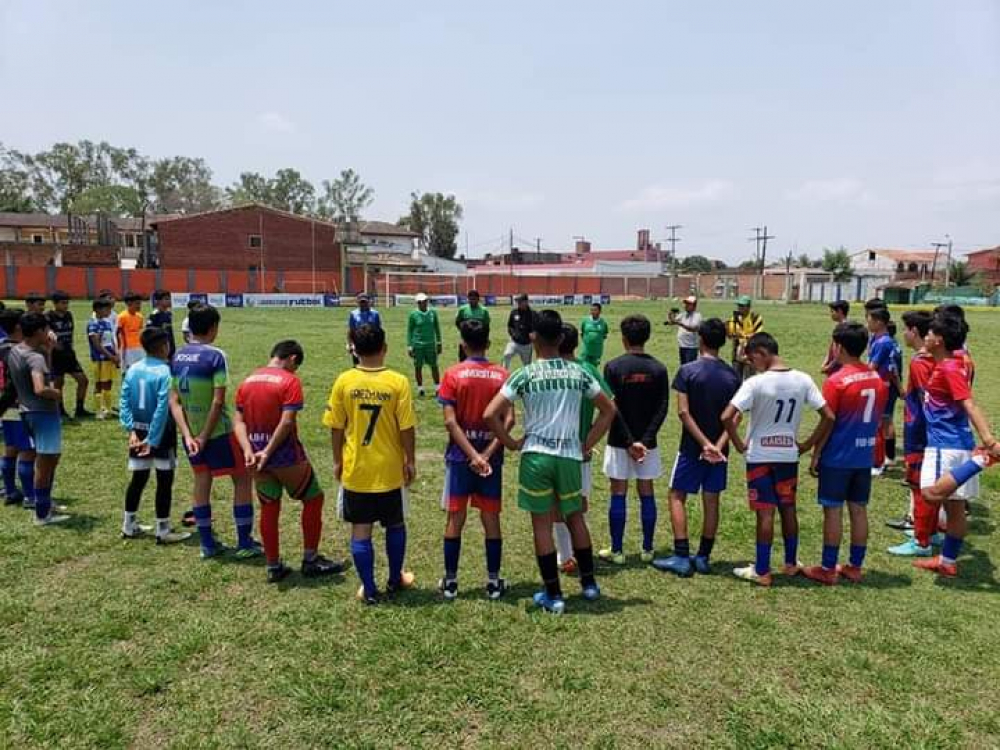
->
xmin=383 ymin=272 xmax=469 ymax=306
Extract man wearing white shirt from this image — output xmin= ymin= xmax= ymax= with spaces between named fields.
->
xmin=666 ymin=296 xmax=702 ymax=365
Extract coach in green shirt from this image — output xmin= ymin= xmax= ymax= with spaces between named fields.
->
xmin=455 ymin=289 xmax=490 ymax=361
xmin=408 ymin=292 xmax=442 ymax=396
xmin=580 ymin=302 xmax=610 ymax=365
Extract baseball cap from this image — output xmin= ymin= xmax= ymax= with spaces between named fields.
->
xmin=736 ymin=295 xmax=752 ymax=306
xmin=415 ymin=292 xmax=428 ymax=302
xmin=683 ymin=295 xmax=697 ymax=304
xmin=356 ymin=292 xmax=369 ymax=302
xmin=516 ymin=293 xmax=528 ymax=302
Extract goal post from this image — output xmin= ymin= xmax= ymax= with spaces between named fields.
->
xmin=383 ymin=272 xmax=468 ymax=305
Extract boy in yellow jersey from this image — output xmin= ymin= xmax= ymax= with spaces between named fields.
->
xmin=324 ymin=323 xmax=417 ymax=604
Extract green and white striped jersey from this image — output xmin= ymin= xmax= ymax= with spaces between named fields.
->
xmin=500 ymin=357 xmax=601 ymax=459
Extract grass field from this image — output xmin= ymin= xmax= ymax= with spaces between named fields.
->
xmin=1 ymin=299 xmax=998 ymax=749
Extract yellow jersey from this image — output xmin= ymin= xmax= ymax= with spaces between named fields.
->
xmin=323 ymin=366 xmax=416 ymax=493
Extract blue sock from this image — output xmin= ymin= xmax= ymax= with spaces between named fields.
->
xmin=639 ymin=495 xmax=657 ymax=552
xmin=821 ymin=544 xmax=839 ymax=570
xmin=485 ymin=538 xmax=502 ymax=579
xmin=233 ymin=503 xmax=254 ymax=549
xmin=849 ymin=544 xmax=866 ymax=568
xmin=443 ymin=536 xmax=461 ymax=579
xmin=783 ymin=535 xmax=799 ymax=566
xmin=941 ymin=535 xmax=963 ymax=563
xmin=755 ymin=542 xmax=772 ymax=575
xmin=193 ymin=504 xmax=215 ymax=550
xmin=351 ymin=538 xmax=377 ymax=596
xmin=34 ymin=486 xmax=51 ymax=520
xmin=949 ymin=458 xmax=984 ymax=487
xmin=386 ymin=525 xmax=407 ymax=586
xmin=1 ymin=456 xmax=17 ymax=496
xmin=17 ymin=460 xmax=34 ymax=502
xmin=609 ymin=493 xmax=627 ymax=553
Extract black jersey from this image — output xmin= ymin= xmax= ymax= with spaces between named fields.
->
xmin=603 ymin=352 xmax=670 ymax=449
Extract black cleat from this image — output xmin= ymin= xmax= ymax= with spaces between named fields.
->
xmin=267 ymin=563 xmax=293 ymax=584
xmin=301 ymin=554 xmax=350 ymax=578
xmin=4 ymin=490 xmax=24 ymax=507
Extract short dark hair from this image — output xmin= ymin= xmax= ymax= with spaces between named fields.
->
xmin=0 ymin=308 xmax=24 ymax=336
xmin=698 ymin=318 xmax=727 ymax=350
xmin=152 ymin=289 xmax=171 ymax=302
xmin=140 ymin=327 xmax=170 ymax=354
xmin=620 ymin=314 xmax=651 ymax=346
xmin=930 ymin=313 xmax=966 ymax=351
xmin=351 ymin=323 xmax=385 ymax=356
xmin=123 ymin=292 xmax=142 ymax=303
xmin=270 ymin=339 xmax=305 ymax=366
xmin=828 ymin=300 xmax=849 ymax=316
xmin=533 ymin=309 xmax=564 ymax=345
xmin=934 ymin=303 xmax=965 ymax=321
xmin=92 ymin=298 xmax=112 ymax=312
xmin=591 ymin=302 xmax=602 ymax=311
xmin=51 ymin=290 xmax=70 ymax=303
xmin=867 ymin=307 xmax=890 ymax=326
xmin=515 ymin=293 xmax=528 ymax=303
xmin=864 ymin=298 xmax=887 ymax=312
xmin=467 ymin=289 xmax=480 ymax=298
xmin=558 ymin=323 xmax=579 ymax=355
xmin=459 ymin=319 xmax=489 ymax=351
xmin=24 ymin=292 xmax=45 ymax=305
xmin=20 ymin=312 xmax=49 ymax=338
xmin=832 ymin=322 xmax=868 ymax=357
xmin=901 ymin=310 xmax=932 ymax=338
xmin=188 ymin=303 xmax=220 ymax=336
xmin=186 ymin=299 xmax=201 ymax=310
xmin=745 ymin=332 xmax=779 ymax=356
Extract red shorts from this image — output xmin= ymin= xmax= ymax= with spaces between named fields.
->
xmin=746 ymin=462 xmax=798 ymax=510
xmin=441 ymin=461 xmax=502 ymax=514
xmin=187 ymin=433 xmax=247 ymax=477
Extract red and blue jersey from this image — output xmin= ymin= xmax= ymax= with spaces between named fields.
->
xmin=818 ymin=363 xmax=887 ymax=469
xmin=956 ymin=346 xmax=975 ymax=385
xmin=234 ymin=366 xmax=306 ymax=468
xmin=922 ymin=356 xmax=974 ymax=450
xmin=437 ymin=357 xmax=508 ymax=464
xmin=903 ymin=350 xmax=935 ymax=456
xmin=868 ymin=332 xmax=901 ymax=396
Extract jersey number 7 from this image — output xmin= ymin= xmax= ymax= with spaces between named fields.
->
xmin=359 ymin=404 xmax=382 ymax=446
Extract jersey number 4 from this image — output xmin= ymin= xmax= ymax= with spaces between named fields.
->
xmin=359 ymin=404 xmax=382 ymax=446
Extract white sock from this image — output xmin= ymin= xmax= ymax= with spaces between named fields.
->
xmin=553 ymin=522 xmax=573 ymax=565
xmin=155 ymin=518 xmax=170 ymax=537
xmin=123 ymin=511 xmax=137 ymax=533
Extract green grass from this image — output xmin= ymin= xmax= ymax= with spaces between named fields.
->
xmin=1 ymin=300 xmax=999 ymax=749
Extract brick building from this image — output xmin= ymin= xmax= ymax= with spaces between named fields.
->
xmin=965 ymin=246 xmax=1000 ymax=285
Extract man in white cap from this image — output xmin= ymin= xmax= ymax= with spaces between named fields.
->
xmin=407 ymin=292 xmax=442 ymax=396
xmin=666 ymin=295 xmax=703 ymax=365
xmin=347 ymin=292 xmax=382 ymax=366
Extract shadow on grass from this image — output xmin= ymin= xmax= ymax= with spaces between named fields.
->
xmin=54 ymin=513 xmax=102 ymax=533
xmin=932 ymin=547 xmax=999 ymax=592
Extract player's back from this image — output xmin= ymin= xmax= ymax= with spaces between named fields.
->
xmin=123 ymin=357 xmax=171 ymax=428
xmin=819 ymin=363 xmax=886 ymax=468
xmin=87 ymin=317 xmax=115 ymax=360
xmin=603 ymin=352 xmax=669 ymax=448
xmin=904 ymin=351 xmax=935 ymax=453
xmin=438 ymin=358 xmax=507 ymax=462
xmin=46 ymin=310 xmax=74 ymax=350
xmin=734 ymin=368 xmax=825 ymax=463
xmin=237 ymin=366 xmax=305 ymax=464
xmin=171 ymin=342 xmax=231 ymax=437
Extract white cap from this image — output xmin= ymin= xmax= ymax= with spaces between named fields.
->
xmin=415 ymin=292 xmax=429 ymax=302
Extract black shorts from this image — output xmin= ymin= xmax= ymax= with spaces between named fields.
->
xmin=128 ymin=422 xmax=178 ymax=461
xmin=341 ymin=488 xmax=404 ymax=526
xmin=51 ymin=349 xmax=83 ymax=377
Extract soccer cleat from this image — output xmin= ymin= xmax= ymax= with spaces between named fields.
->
xmin=640 ymin=549 xmax=655 ymax=563
xmin=486 ymin=578 xmax=507 ymax=600
xmin=266 ymin=563 xmax=292 ymax=584
xmin=156 ymin=530 xmax=192 ymax=545
xmin=782 ymin=561 xmax=803 ymax=576
xmin=301 ymin=554 xmax=349 ymax=578
xmin=355 ymin=585 xmax=381 ymax=605
xmin=913 ymin=555 xmax=958 ymax=578
xmin=885 ymin=515 xmax=914 ymax=531
xmin=692 ymin=555 xmax=712 ymax=574
xmin=733 ymin=565 xmax=772 ymax=587
xmin=200 ymin=540 xmax=230 ymax=560
xmin=597 ymin=548 xmax=626 ymax=565
xmin=234 ymin=541 xmax=264 ymax=559
xmin=870 ymin=466 xmax=884 ymax=477
xmin=3 ymin=490 xmax=23 ymax=507
xmin=438 ymin=577 xmax=459 ymax=601
xmin=532 ymin=591 xmax=566 ymax=614
xmin=34 ymin=512 xmax=70 ymax=527
xmin=581 ymin=582 xmax=601 ymax=601
xmin=96 ymin=409 xmax=109 ymax=421
xmin=386 ymin=570 xmax=416 ymax=596
xmin=802 ymin=565 xmax=838 ymax=586
xmin=887 ymin=539 xmax=933 ymax=557
xmin=836 ymin=564 xmax=864 ymax=583
xmin=904 ymin=529 xmax=945 ymax=547
xmin=559 ymin=558 xmax=578 ymax=576
xmin=651 ymin=555 xmax=694 ymax=577
xmin=121 ymin=523 xmax=154 ymax=540
xmin=22 ymin=496 xmax=35 ymax=510
xmin=181 ymin=509 xmax=196 ymax=527
xmin=75 ymin=407 xmax=95 ymax=419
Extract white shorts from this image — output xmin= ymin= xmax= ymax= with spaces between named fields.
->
xmin=603 ymin=445 xmax=662 ymax=481
xmin=503 ymin=341 xmax=533 ymax=366
xmin=920 ymin=447 xmax=979 ymax=501
xmin=128 ymin=451 xmax=178 ymax=472
xmin=581 ymin=460 xmax=592 ymax=498
xmin=122 ymin=348 xmax=144 ymax=370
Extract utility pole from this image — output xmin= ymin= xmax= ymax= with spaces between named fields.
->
xmin=664 ymin=224 xmax=682 ymax=297
xmin=931 ymin=240 xmax=948 ymax=287
xmin=748 ymin=225 xmax=775 ymax=299
xmin=945 ymin=234 xmax=953 ymax=287
xmin=535 ymin=237 xmax=542 ymax=261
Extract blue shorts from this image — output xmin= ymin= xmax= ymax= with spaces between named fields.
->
xmin=746 ymin=462 xmax=798 ymax=510
xmin=442 ymin=461 xmax=503 ymax=513
xmin=817 ymin=466 xmax=872 ymax=507
xmin=669 ymin=452 xmax=728 ymax=494
xmin=882 ymin=391 xmax=898 ymax=419
xmin=186 ymin=432 xmax=246 ymax=477
xmin=2 ymin=420 xmax=34 ymax=452
xmin=22 ymin=412 xmax=62 ymax=455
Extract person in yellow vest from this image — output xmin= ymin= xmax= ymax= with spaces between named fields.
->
xmin=726 ymin=295 xmax=764 ymax=382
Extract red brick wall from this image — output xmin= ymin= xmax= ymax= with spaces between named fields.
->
xmin=0 ymin=242 xmax=118 ymax=267
xmin=156 ymin=206 xmax=341 ymax=273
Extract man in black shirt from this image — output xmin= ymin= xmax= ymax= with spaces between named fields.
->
xmin=503 ymin=294 xmax=537 ymax=370
xmin=146 ymin=289 xmax=177 ymax=360
xmin=47 ymin=291 xmax=92 ymax=419
xmin=599 ymin=314 xmax=670 ymax=564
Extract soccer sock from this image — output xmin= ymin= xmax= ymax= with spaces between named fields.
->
xmin=608 ymin=493 xmax=627 ymax=553
xmin=443 ymin=535 xmax=462 ymax=580
xmin=260 ymin=500 xmax=281 ymax=565
xmin=821 ymin=544 xmax=839 ymax=570
xmin=385 ymin=524 xmax=407 ymax=586
xmin=1 ymin=456 xmax=17 ymax=496
xmin=485 ymin=538 xmax=502 ymax=581
xmin=849 ymin=544 xmax=866 ymax=568
xmin=351 ymin=538 xmax=377 ymax=596
xmin=154 ymin=469 xmax=174 ymax=521
xmin=697 ymin=536 xmax=715 ymax=560
xmin=301 ymin=495 xmax=323 ymax=559
xmin=639 ymin=495 xmax=657 ymax=552
xmin=941 ymin=535 xmax=963 ymax=565
xmin=783 ymin=535 xmax=799 ymax=566
xmin=553 ymin=521 xmax=573 ymax=565
xmin=155 ymin=518 xmax=170 ymax=537
xmin=125 ymin=469 xmax=149 ymax=514
xmin=912 ymin=488 xmax=936 ymax=548
xmin=193 ymin=504 xmax=215 ymax=550
xmin=885 ymin=438 xmax=896 ymax=461
xmin=34 ymin=485 xmax=52 ymax=521
xmin=575 ymin=545 xmax=597 ymax=589
xmin=233 ymin=503 xmax=254 ymax=549
xmin=16 ymin=460 xmax=35 ymax=503
xmin=674 ymin=537 xmax=690 ymax=559
xmin=123 ymin=511 xmax=137 ymax=533
xmin=949 ymin=457 xmax=986 ymax=487
xmin=536 ymin=551 xmax=562 ymax=599
xmin=755 ymin=542 xmax=772 ymax=576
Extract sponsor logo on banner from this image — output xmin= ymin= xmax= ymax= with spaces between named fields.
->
xmin=393 ymin=294 xmax=459 ymax=307
xmin=225 ymin=294 xmax=244 ymax=308
xmin=243 ymin=294 xmax=325 ymax=308
xmin=323 ymin=294 xmax=341 ymax=307
xmin=170 ymin=293 xmax=227 ymax=308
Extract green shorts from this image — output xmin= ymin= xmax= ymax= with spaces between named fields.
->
xmin=412 ymin=346 xmax=438 ymax=369
xmin=517 ymin=452 xmax=584 ymax=515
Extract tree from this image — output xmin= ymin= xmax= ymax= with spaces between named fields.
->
xmin=679 ymin=254 xmax=713 ymax=273
xmin=316 ymin=168 xmax=374 ymax=223
xmin=0 ymin=143 xmax=36 ymax=212
xmin=226 ymin=169 xmax=315 ymax=214
xmin=399 ymin=192 xmax=463 ymax=259
xmin=148 ymin=156 xmax=221 ymax=214
xmin=70 ymin=185 xmax=146 ymax=216
xmin=948 ymin=261 xmax=976 ymax=287
xmin=821 ymin=246 xmax=853 ymax=282
xmin=738 ymin=259 xmax=759 ymax=269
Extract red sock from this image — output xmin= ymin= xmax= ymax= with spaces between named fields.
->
xmin=912 ymin=488 xmax=937 ymax=548
xmin=301 ymin=494 xmax=324 ymax=554
xmin=260 ymin=500 xmax=281 ymax=565
xmin=873 ymin=423 xmax=886 ymax=468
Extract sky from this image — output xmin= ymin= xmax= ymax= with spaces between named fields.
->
xmin=2 ymin=1 xmax=998 ymax=263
